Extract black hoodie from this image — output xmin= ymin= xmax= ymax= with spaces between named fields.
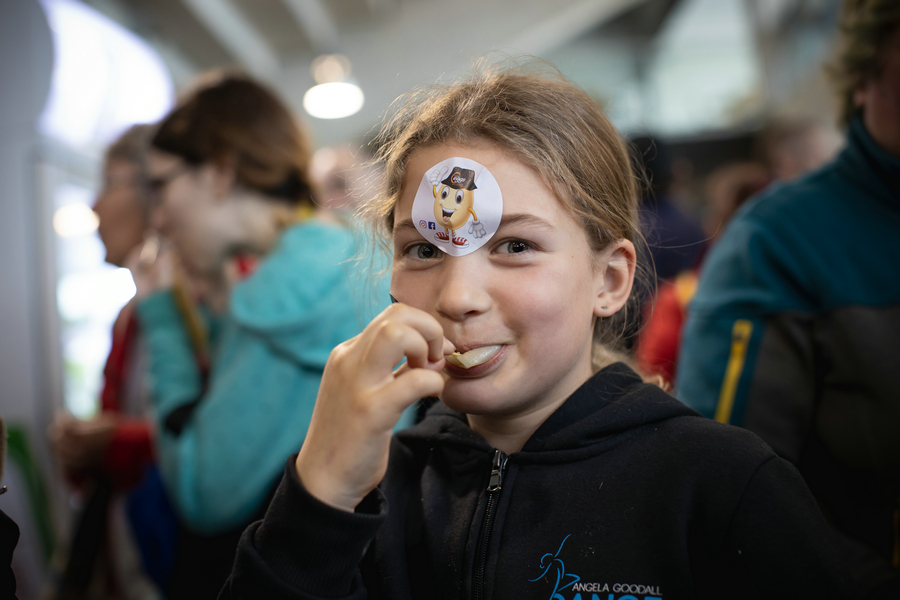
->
xmin=221 ymin=363 xmax=851 ymax=600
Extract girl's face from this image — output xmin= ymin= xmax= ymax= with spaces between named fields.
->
xmin=148 ymin=150 xmax=233 ymax=276
xmin=391 ymin=142 xmax=630 ymax=422
xmin=93 ymin=159 xmax=148 ymax=267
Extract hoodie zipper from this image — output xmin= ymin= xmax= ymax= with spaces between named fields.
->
xmin=473 ymin=449 xmax=508 ymax=600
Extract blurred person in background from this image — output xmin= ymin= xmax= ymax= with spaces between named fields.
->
xmin=630 ymin=135 xmax=706 ymax=285
xmin=624 ymin=135 xmax=707 ymax=354
xmin=756 ymin=118 xmax=843 ymax=182
xmin=309 ymin=143 xmax=394 ymax=327
xmin=636 ymin=161 xmax=770 ymax=386
xmin=134 ymin=72 xmax=388 ymax=598
xmin=48 ymin=124 xmax=173 ymax=600
xmin=677 ymin=0 xmax=900 ymax=596
xmin=309 ymin=142 xmax=383 ymax=220
xmin=636 ymin=119 xmax=839 ymax=386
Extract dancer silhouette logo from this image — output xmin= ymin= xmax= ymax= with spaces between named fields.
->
xmin=529 ymin=535 xmax=663 ymax=600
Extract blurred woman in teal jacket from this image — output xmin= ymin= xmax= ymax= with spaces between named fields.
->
xmin=133 ymin=73 xmax=389 ymax=598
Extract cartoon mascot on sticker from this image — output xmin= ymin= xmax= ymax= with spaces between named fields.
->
xmin=431 ymin=166 xmax=487 ymax=248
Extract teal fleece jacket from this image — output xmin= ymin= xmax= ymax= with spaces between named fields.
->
xmin=138 ymin=220 xmax=390 ymax=534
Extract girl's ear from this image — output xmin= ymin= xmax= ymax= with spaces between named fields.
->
xmin=594 ymin=239 xmax=636 ymax=318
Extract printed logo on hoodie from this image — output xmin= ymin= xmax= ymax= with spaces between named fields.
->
xmin=529 ymin=535 xmax=663 ymax=600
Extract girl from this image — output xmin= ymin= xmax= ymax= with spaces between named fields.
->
xmin=221 ymin=67 xmax=849 ymax=600
xmin=136 ymin=74 xmax=388 ymax=598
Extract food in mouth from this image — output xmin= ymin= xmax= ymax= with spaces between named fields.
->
xmin=444 ymin=345 xmax=502 ymax=369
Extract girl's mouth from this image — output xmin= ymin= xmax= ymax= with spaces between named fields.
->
xmin=445 ymin=345 xmax=502 ymax=369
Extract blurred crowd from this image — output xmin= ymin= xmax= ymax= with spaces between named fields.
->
xmin=0 ymin=0 xmax=898 ymax=598
xmin=39 ymin=74 xmax=394 ymax=600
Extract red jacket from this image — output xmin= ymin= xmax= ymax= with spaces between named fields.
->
xmin=98 ymin=301 xmax=154 ymax=490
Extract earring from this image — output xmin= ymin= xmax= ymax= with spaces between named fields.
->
xmin=601 ymin=306 xmax=608 ymax=310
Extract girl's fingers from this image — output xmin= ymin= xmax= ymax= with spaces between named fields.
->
xmin=360 ymin=321 xmax=431 ymax=378
xmin=381 ymin=304 xmax=448 ymax=362
xmin=357 ymin=305 xmax=449 ymax=375
xmin=383 ymin=366 xmax=445 ymax=408
xmin=296 ymin=305 xmax=450 ymax=512
xmin=442 ymin=337 xmax=456 ymax=357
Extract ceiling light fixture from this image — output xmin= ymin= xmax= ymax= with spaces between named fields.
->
xmin=303 ymin=53 xmax=364 ymax=120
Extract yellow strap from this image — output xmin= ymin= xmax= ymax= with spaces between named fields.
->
xmin=275 ymin=203 xmax=316 ymax=230
xmin=715 ymin=319 xmax=753 ymax=424
xmin=294 ymin=203 xmax=315 ymax=223
xmin=673 ymin=270 xmax=698 ymax=309
xmin=172 ymin=272 xmax=209 ymax=362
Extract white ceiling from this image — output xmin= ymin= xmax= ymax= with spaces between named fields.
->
xmin=79 ymin=0 xmax=844 ymax=148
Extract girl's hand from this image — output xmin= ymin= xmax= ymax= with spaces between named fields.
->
xmin=295 ymin=303 xmax=454 ymax=512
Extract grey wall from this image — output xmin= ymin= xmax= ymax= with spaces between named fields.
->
xmin=0 ymin=1 xmax=58 ymax=595
xmin=0 ymin=0 xmax=53 ymax=429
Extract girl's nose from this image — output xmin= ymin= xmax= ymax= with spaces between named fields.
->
xmin=435 ymin=256 xmax=492 ymax=321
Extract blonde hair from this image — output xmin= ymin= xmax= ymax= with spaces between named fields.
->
xmin=362 ymin=62 xmax=649 ymax=373
xmin=829 ymin=0 xmax=900 ymax=127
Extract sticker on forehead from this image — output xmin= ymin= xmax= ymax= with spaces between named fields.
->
xmin=411 ymin=156 xmax=502 ymax=257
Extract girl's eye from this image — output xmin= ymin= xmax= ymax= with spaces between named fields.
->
xmin=499 ymin=240 xmax=531 ymax=254
xmin=410 ymin=243 xmax=440 ymax=260
xmin=455 ymin=190 xmax=464 ymax=204
xmin=441 ymin=188 xmax=449 ymax=199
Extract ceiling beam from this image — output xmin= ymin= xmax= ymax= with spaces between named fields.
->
xmin=506 ymin=0 xmax=648 ymax=56
xmin=280 ymin=0 xmax=340 ymax=55
xmin=180 ymin=0 xmax=280 ymax=79
xmin=151 ymin=38 xmax=201 ymax=88
xmin=363 ymin=0 xmax=399 ymax=15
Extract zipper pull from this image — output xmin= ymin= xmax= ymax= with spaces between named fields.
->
xmin=487 ymin=449 xmax=508 ymax=492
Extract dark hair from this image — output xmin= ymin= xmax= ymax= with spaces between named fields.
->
xmin=829 ymin=0 xmax=900 ymax=127
xmin=152 ymin=73 xmax=314 ymax=205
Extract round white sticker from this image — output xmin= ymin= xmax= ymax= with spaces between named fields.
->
xmin=410 ymin=157 xmax=503 ymax=257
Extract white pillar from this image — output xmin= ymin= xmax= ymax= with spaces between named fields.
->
xmin=0 ymin=1 xmax=59 ymax=596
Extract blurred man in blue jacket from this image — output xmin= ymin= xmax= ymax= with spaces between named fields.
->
xmin=677 ymin=1 xmax=900 ymax=597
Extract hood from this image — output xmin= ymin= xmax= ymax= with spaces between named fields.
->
xmin=229 ymin=220 xmax=391 ymax=368
xmin=397 ymin=363 xmax=698 ymax=457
